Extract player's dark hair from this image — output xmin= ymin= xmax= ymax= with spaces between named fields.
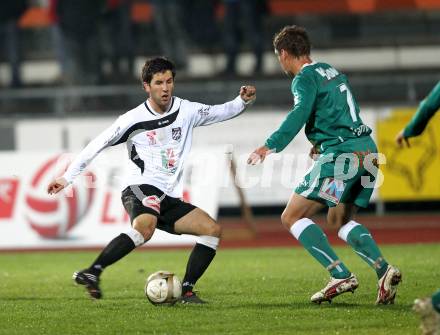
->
xmin=273 ymin=25 xmax=311 ymax=58
xmin=141 ymin=57 xmax=176 ymax=84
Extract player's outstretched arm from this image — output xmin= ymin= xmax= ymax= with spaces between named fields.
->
xmin=191 ymin=85 xmax=256 ymax=127
xmin=46 ymin=114 xmax=132 ymax=194
xmin=240 ymin=85 xmax=256 ymax=104
xmin=395 ymin=129 xmax=410 ymax=148
xmin=397 ymin=82 xmax=440 ymax=148
xmin=47 ymin=177 xmax=68 ymax=195
xmin=247 ymin=145 xmax=274 ymax=165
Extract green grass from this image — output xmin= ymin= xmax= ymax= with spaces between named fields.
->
xmin=0 ymin=244 xmax=439 ymax=335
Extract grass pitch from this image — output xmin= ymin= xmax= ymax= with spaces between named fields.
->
xmin=1 ymin=244 xmax=439 ymax=335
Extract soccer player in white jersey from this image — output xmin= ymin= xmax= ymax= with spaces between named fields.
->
xmin=47 ymin=57 xmax=256 ymax=303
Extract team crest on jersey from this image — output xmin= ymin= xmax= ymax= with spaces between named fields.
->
xmin=318 ymin=178 xmax=345 ymax=204
xmin=172 ymin=127 xmax=181 ymax=141
xmin=146 ymin=131 xmax=157 ymax=145
xmin=142 ymin=195 xmax=161 ymax=213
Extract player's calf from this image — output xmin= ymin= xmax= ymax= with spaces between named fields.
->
xmin=181 ymin=236 xmax=219 ymax=299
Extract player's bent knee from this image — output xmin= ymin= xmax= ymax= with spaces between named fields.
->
xmin=133 ymin=224 xmax=155 ymax=241
xmin=132 ymin=218 xmax=156 ymax=241
xmin=206 ymin=222 xmax=222 ymax=238
xmin=281 ymin=210 xmax=301 ymax=230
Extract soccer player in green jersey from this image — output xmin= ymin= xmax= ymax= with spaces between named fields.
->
xmin=395 ymin=82 xmax=440 ymax=334
xmin=248 ymin=25 xmax=401 ymax=304
xmin=396 ymin=81 xmax=440 ymax=147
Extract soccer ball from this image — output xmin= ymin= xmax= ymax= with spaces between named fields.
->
xmin=145 ymin=271 xmax=182 ymax=305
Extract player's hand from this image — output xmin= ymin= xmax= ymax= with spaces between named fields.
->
xmin=309 ymin=146 xmax=320 ymax=160
xmin=247 ymin=145 xmax=272 ymax=165
xmin=395 ymin=129 xmax=410 ymax=148
xmin=240 ymin=85 xmax=256 ymax=104
xmin=47 ymin=177 xmax=68 ymax=195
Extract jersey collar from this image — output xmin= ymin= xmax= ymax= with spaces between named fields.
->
xmin=144 ymin=97 xmax=175 ymax=116
xmin=301 ymin=61 xmax=317 ymax=70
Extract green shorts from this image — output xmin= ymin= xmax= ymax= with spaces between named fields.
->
xmin=295 ymin=137 xmax=378 ymax=208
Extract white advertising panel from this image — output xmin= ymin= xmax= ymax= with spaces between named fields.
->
xmin=0 ymin=148 xmax=229 ymax=250
xmin=11 ymin=108 xmax=382 ymax=245
xmin=15 ymin=110 xmax=380 ymax=207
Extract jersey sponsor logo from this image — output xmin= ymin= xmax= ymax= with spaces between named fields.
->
xmin=318 ymin=178 xmax=345 ymax=204
xmin=146 ymin=131 xmax=157 ymax=145
xmin=0 ymin=178 xmax=19 ymax=219
xmin=161 ymin=148 xmax=177 ymax=173
xmin=172 ymin=127 xmax=182 ymax=141
xmin=142 ymin=195 xmax=161 ymax=213
xmin=158 ymin=120 xmax=169 ymax=126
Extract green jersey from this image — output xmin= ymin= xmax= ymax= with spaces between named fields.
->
xmin=265 ymin=62 xmax=372 ymax=153
xmin=403 ymin=81 xmax=440 ymax=138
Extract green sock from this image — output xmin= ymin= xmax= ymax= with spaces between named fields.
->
xmin=338 ymin=221 xmax=388 ymax=279
xmin=291 ymin=218 xmax=351 ymax=279
xmin=432 ymin=290 xmax=440 ymax=313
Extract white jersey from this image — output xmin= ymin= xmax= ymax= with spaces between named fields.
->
xmin=63 ymin=95 xmax=249 ymax=198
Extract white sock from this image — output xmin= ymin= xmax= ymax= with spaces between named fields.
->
xmin=125 ymin=227 xmax=145 ymax=247
xmin=197 ymin=235 xmax=220 ymax=250
xmin=338 ymin=220 xmax=361 ymax=242
xmin=289 ymin=218 xmax=315 ymax=240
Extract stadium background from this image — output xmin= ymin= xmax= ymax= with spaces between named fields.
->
xmin=1 ymin=0 xmax=439 ymax=248
xmin=0 ymin=1 xmax=439 ymax=334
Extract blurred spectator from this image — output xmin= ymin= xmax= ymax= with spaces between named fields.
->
xmin=222 ymin=0 xmax=268 ymax=76
xmin=183 ymin=0 xmax=220 ymax=53
xmin=56 ymin=0 xmax=105 ymax=85
xmin=48 ymin=0 xmax=68 ymax=83
xmin=149 ymin=0 xmax=189 ymax=70
xmin=100 ymin=0 xmax=135 ymax=83
xmin=0 ymin=0 xmax=28 ymax=88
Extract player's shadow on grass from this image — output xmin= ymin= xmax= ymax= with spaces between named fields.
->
xmin=225 ymin=301 xmax=413 ymax=311
xmin=225 ymin=302 xmax=319 ymax=309
xmin=1 ymin=296 xmax=92 ymax=301
xmin=305 ymin=302 xmax=414 ymax=312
